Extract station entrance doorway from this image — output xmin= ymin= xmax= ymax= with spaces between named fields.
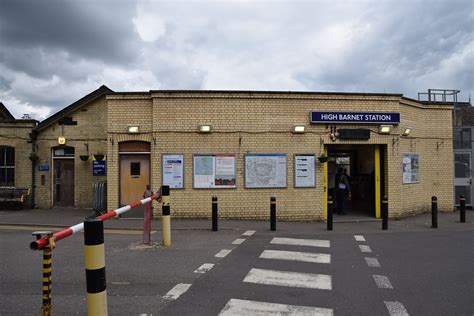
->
xmin=326 ymin=144 xmax=385 ymax=218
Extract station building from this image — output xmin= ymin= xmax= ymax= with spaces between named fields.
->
xmin=0 ymin=86 xmax=455 ymax=220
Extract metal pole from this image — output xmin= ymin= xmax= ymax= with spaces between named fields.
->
xmin=431 ymin=196 xmax=438 ymax=228
xmin=84 ymin=218 xmax=107 ymax=315
xmin=162 ymin=185 xmax=171 ymax=246
xmin=382 ymin=196 xmax=388 ymax=230
xmin=270 ymin=196 xmax=276 ymax=231
xmin=460 ymin=195 xmax=466 ymax=223
xmin=212 ymin=196 xmax=218 ymax=231
xmin=327 ymin=195 xmax=333 ymax=231
xmin=32 ymin=231 xmax=54 ymax=316
xmin=143 ymin=186 xmax=153 ymax=245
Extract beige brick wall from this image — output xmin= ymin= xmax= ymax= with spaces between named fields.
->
xmin=0 ymin=121 xmax=36 ymax=206
xmin=35 ymin=96 xmax=107 ymax=208
xmin=106 ymin=92 xmax=453 ymax=220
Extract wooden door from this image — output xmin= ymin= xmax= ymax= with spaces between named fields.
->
xmin=53 ymin=159 xmax=75 ymax=206
xmin=120 ymin=155 xmax=150 ymax=206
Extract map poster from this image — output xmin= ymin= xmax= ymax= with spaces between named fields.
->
xmin=402 ymin=154 xmax=419 ymax=184
xmin=193 ymin=154 xmax=237 ymax=188
xmin=245 ymin=154 xmax=287 ymax=188
xmin=162 ymin=154 xmax=184 ymax=189
xmin=294 ymin=154 xmax=315 ymax=187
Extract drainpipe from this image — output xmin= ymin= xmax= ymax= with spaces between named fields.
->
xmin=30 ymin=130 xmax=38 ymax=209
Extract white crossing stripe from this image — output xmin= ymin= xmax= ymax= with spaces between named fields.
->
xmin=354 ymin=235 xmax=366 ymax=241
xmin=163 ymin=283 xmax=192 ymax=300
xmin=260 ymin=250 xmax=331 ymax=264
xmin=243 ymin=268 xmax=332 ymax=290
xmin=242 ymin=230 xmax=256 ymax=236
xmin=194 ymin=263 xmax=215 ymax=273
xmin=384 ymin=301 xmax=409 ymax=316
xmin=215 ymin=249 xmax=232 ymax=258
xmin=271 ymin=237 xmax=330 ymax=248
xmin=373 ymin=275 xmax=394 ymax=289
xmin=359 ymin=245 xmax=372 ymax=253
xmin=232 ymin=238 xmax=246 ymax=245
xmin=365 ymin=257 xmax=381 ymax=267
xmin=219 ymin=298 xmax=334 ymax=316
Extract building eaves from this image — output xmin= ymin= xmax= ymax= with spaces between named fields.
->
xmin=33 ymin=85 xmax=113 ymax=133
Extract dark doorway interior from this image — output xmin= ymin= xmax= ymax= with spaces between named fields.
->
xmin=328 ymin=145 xmax=376 ymax=217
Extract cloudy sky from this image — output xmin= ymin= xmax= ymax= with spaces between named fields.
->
xmin=0 ymin=0 xmax=472 ymax=120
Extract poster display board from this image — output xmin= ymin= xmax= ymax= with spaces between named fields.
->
xmin=162 ymin=154 xmax=184 ymax=188
xmin=193 ymin=154 xmax=236 ymax=188
xmin=294 ymin=154 xmax=315 ymax=187
xmin=402 ymin=154 xmax=420 ymax=184
xmin=245 ymin=154 xmax=287 ymax=188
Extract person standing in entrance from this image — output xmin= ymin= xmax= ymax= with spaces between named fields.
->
xmin=335 ymin=168 xmax=351 ymax=215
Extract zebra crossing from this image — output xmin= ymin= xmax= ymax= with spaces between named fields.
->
xmin=218 ymin=237 xmax=334 ymax=315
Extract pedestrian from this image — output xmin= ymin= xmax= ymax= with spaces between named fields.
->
xmin=335 ymin=168 xmax=351 ymax=215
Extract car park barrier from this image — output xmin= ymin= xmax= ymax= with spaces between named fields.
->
xmin=161 ymin=185 xmax=171 ymax=246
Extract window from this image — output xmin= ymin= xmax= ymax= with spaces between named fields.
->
xmin=0 ymin=146 xmax=15 ymax=186
xmin=454 ymin=128 xmax=471 ymax=149
xmin=130 ymin=162 xmax=141 ymax=176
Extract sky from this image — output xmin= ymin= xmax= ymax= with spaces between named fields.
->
xmin=0 ymin=0 xmax=472 ymax=120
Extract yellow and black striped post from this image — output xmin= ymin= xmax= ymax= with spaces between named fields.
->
xmin=162 ymin=185 xmax=171 ymax=246
xmin=32 ymin=230 xmax=54 ymax=316
xmin=84 ymin=218 xmax=107 ymax=315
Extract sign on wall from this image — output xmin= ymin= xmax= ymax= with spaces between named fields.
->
xmin=193 ymin=154 xmax=236 ymax=188
xmin=245 ymin=154 xmax=287 ymax=188
xmin=163 ymin=154 xmax=184 ymax=189
xmin=294 ymin=154 xmax=316 ymax=188
xmin=402 ymin=154 xmax=419 ymax=184
xmin=311 ymin=111 xmax=400 ymax=124
xmin=93 ymin=160 xmax=106 ymax=176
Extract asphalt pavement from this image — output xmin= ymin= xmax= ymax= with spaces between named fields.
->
xmin=0 ymin=207 xmax=472 ymax=315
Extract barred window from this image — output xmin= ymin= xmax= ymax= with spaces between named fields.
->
xmin=0 ymin=146 xmax=15 ymax=187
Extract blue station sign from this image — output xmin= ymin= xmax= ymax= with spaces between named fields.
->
xmin=93 ymin=160 xmax=106 ymax=176
xmin=310 ymin=111 xmax=400 ymax=124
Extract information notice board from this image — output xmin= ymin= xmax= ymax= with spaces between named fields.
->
xmin=245 ymin=154 xmax=287 ymax=188
xmin=294 ymin=154 xmax=315 ymax=187
xmin=402 ymin=154 xmax=419 ymax=184
xmin=162 ymin=154 xmax=184 ymax=188
xmin=193 ymin=154 xmax=236 ymax=188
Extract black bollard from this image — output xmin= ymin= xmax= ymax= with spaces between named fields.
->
xmin=327 ymin=196 xmax=333 ymax=231
xmin=212 ymin=196 xmax=218 ymax=231
xmin=382 ymin=196 xmax=388 ymax=230
xmin=431 ymin=196 xmax=438 ymax=228
xmin=270 ymin=196 xmax=276 ymax=231
xmin=460 ymin=195 xmax=466 ymax=223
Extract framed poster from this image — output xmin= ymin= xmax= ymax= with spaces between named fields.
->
xmin=193 ymin=154 xmax=236 ymax=188
xmin=294 ymin=154 xmax=316 ymax=187
xmin=402 ymin=154 xmax=420 ymax=184
xmin=245 ymin=154 xmax=287 ymax=188
xmin=162 ymin=154 xmax=184 ymax=189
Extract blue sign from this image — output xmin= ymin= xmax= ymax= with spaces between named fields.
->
xmin=38 ymin=165 xmax=49 ymax=171
xmin=93 ymin=160 xmax=106 ymax=176
xmin=310 ymin=112 xmax=400 ymax=124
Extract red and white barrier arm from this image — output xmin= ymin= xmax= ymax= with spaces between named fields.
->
xmin=30 ymin=194 xmax=161 ymax=251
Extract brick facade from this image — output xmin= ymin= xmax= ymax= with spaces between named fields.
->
xmin=107 ymin=91 xmax=454 ymax=220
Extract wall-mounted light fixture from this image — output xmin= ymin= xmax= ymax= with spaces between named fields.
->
xmin=292 ymin=125 xmax=306 ymax=134
xmin=402 ymin=128 xmax=411 ymax=136
xmin=198 ymin=125 xmax=212 ymax=133
xmin=128 ymin=126 xmax=139 ymax=134
xmin=58 ymin=137 xmax=66 ymax=145
xmin=379 ymin=125 xmax=392 ymax=134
